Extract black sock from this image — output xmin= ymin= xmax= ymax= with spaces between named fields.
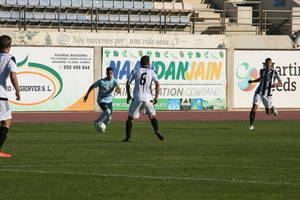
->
xmin=125 ymin=120 xmax=132 ymax=139
xmin=250 ymin=111 xmax=256 ymax=126
xmin=0 ymin=126 xmax=9 ymax=149
xmin=150 ymin=118 xmax=159 ymax=132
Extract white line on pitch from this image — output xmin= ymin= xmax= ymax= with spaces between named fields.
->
xmin=0 ymin=168 xmax=299 ymax=186
xmin=0 ymin=163 xmax=299 ymax=170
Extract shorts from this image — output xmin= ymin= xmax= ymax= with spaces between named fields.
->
xmin=128 ymin=100 xmax=156 ymax=118
xmin=98 ymin=102 xmax=113 ymax=113
xmin=252 ymin=93 xmax=273 ymax=108
xmin=0 ymin=100 xmax=12 ymax=121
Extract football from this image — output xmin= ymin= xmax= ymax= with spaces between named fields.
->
xmin=96 ymin=122 xmax=106 ymax=133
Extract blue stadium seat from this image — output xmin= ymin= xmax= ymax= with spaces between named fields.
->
xmin=72 ymin=0 xmax=82 ymax=7
xmin=133 ymin=1 xmax=143 ymax=9
xmin=150 ymin=15 xmax=160 ymax=23
xmin=33 ymin=12 xmax=45 ymax=19
xmin=0 ymin=11 xmax=11 ymax=19
xmin=109 ymin=15 xmax=119 ymax=21
xmin=45 ymin=12 xmax=56 ymax=19
xmin=39 ymin=0 xmax=50 ymax=6
xmin=66 ymin=13 xmax=77 ymax=20
xmin=124 ymin=1 xmax=133 ymax=9
xmin=50 ymin=0 xmax=60 ymax=6
xmin=25 ymin=12 xmax=34 ymax=19
xmin=61 ymin=0 xmax=72 ymax=6
xmin=171 ymin=16 xmax=180 ymax=23
xmin=77 ymin=14 xmax=87 ymax=21
xmin=58 ymin=13 xmax=67 ymax=20
xmin=103 ymin=1 xmax=113 ymax=8
xmin=129 ymin=15 xmax=139 ymax=22
xmin=17 ymin=0 xmax=27 ymax=5
xmin=180 ymin=16 xmax=190 ymax=23
xmin=11 ymin=11 xmax=22 ymax=19
xmin=82 ymin=0 xmax=92 ymax=7
xmin=28 ymin=0 xmax=39 ymax=5
xmin=93 ymin=0 xmax=102 ymax=8
xmin=140 ymin=15 xmax=150 ymax=22
xmin=99 ymin=15 xmax=109 ymax=21
xmin=119 ymin=15 xmax=128 ymax=22
xmin=114 ymin=1 xmax=123 ymax=9
xmin=160 ymin=16 xmax=171 ymax=23
xmin=144 ymin=2 xmax=154 ymax=9
xmin=7 ymin=0 xmax=17 ymax=5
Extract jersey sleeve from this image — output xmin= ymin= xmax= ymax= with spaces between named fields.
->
xmin=93 ymin=79 xmax=102 ymax=88
xmin=274 ymin=71 xmax=281 ymax=82
xmin=127 ymin=69 xmax=135 ymax=83
xmin=259 ymin=69 xmax=263 ymax=77
xmin=114 ymin=79 xmax=120 ymax=88
xmin=152 ymin=70 xmax=158 ymax=82
xmin=8 ymin=57 xmax=17 ymax=73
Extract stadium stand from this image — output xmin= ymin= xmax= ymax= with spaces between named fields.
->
xmin=0 ymin=0 xmax=298 ymax=35
xmin=0 ymin=0 xmax=196 ymax=33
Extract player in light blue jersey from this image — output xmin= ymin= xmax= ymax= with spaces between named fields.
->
xmin=84 ymin=67 xmax=121 ymax=132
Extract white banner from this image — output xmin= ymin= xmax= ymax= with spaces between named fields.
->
xmin=234 ymin=50 xmax=300 ymax=108
xmin=102 ymin=48 xmax=227 ymax=110
xmin=8 ymin=47 xmax=94 ymax=111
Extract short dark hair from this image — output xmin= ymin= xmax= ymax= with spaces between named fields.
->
xmin=106 ymin=67 xmax=114 ymax=72
xmin=265 ymin=58 xmax=272 ymax=63
xmin=0 ymin=35 xmax=12 ymax=50
xmin=140 ymin=55 xmax=150 ymax=67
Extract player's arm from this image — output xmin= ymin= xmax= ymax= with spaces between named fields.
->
xmin=10 ymin=72 xmax=20 ymax=101
xmin=271 ymin=72 xmax=282 ymax=88
xmin=126 ymin=70 xmax=135 ymax=104
xmin=115 ymin=85 xmax=121 ymax=94
xmin=126 ymin=81 xmax=132 ymax=104
xmin=83 ymin=84 xmax=95 ymax=102
xmin=153 ymin=81 xmax=160 ymax=104
xmin=248 ymin=78 xmax=260 ymax=84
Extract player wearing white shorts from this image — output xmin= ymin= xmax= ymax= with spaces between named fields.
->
xmin=0 ymin=35 xmax=20 ymax=157
xmin=123 ymin=55 xmax=164 ymax=142
xmin=248 ymin=58 xmax=282 ymax=130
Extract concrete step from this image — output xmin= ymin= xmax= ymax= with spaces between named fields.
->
xmin=195 ymin=11 xmax=221 ymax=19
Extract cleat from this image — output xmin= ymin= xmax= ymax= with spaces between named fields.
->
xmin=0 ymin=152 xmax=12 ymax=158
xmin=122 ymin=138 xmax=131 ymax=142
xmin=271 ymin=107 xmax=278 ymax=116
xmin=249 ymin=125 xmax=254 ymax=130
xmin=155 ymin=132 xmax=165 ymax=141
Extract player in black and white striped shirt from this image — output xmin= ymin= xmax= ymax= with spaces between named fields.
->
xmin=248 ymin=58 xmax=282 ymax=130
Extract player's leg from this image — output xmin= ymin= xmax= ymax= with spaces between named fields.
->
xmin=249 ymin=94 xmax=260 ymax=130
xmin=145 ymin=102 xmax=164 ymax=140
xmin=0 ymin=101 xmax=13 ymax=157
xmin=262 ymin=96 xmax=272 ymax=115
xmin=123 ymin=116 xmax=134 ymax=142
xmin=148 ymin=115 xmax=164 ymax=140
xmin=123 ymin=101 xmax=142 ymax=142
xmin=249 ymin=104 xmax=258 ymax=130
xmin=95 ymin=103 xmax=111 ymax=124
xmin=103 ymin=103 xmax=113 ymax=126
xmin=0 ymin=119 xmax=12 ymax=157
xmin=268 ymin=96 xmax=278 ymax=116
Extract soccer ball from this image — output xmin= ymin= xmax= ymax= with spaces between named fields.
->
xmin=96 ymin=122 xmax=106 ymax=133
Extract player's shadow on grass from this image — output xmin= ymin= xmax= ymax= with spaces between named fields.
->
xmin=164 ymin=127 xmax=232 ymax=130
xmin=96 ymin=140 xmax=124 ymax=143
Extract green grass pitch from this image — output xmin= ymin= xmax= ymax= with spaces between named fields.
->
xmin=0 ymin=120 xmax=299 ymax=200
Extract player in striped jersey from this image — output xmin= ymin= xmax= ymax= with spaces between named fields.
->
xmin=248 ymin=58 xmax=282 ymax=130
xmin=122 ymin=55 xmax=164 ymax=142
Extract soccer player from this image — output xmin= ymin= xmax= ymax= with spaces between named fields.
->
xmin=0 ymin=35 xmax=20 ymax=158
xmin=123 ymin=55 xmax=164 ymax=142
xmin=248 ymin=58 xmax=282 ymax=130
xmin=84 ymin=67 xmax=121 ymax=132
